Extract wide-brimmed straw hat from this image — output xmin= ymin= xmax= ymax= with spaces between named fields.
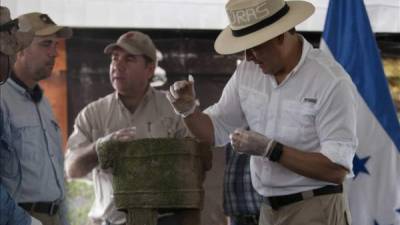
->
xmin=0 ymin=6 xmax=33 ymax=56
xmin=17 ymin=12 xmax=72 ymax=38
xmin=214 ymin=0 xmax=315 ymax=55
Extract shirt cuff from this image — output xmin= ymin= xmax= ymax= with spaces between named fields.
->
xmin=320 ymin=141 xmax=357 ymax=175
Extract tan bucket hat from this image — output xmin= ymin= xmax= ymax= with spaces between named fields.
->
xmin=214 ymin=0 xmax=315 ymax=55
xmin=104 ymin=31 xmax=157 ymax=62
xmin=0 ymin=6 xmax=33 ymax=56
xmin=17 ymin=12 xmax=72 ymax=38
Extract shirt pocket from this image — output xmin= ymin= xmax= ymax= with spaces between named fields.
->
xmin=279 ymin=100 xmax=318 ymax=145
xmin=47 ymin=119 xmax=61 ymax=137
xmin=0 ymin=140 xmax=19 ymax=178
xmin=239 ymin=87 xmax=268 ymax=130
xmin=46 ymin=119 xmax=63 ymax=162
xmin=8 ymin=117 xmax=43 ymax=168
xmin=142 ymin=116 xmax=175 ymax=138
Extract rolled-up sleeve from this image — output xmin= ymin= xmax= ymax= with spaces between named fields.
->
xmin=317 ymin=78 xmax=358 ymax=175
xmin=65 ymin=106 xmax=96 ymax=166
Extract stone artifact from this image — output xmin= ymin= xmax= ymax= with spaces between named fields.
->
xmin=97 ymin=137 xmax=212 ymax=225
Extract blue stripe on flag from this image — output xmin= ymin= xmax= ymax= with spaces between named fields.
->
xmin=322 ymin=0 xmax=400 ymax=152
xmin=321 ymin=1 xmax=400 ymax=224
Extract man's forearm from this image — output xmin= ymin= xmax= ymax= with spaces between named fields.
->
xmin=279 ymin=146 xmax=348 ymax=184
xmin=65 ymin=142 xmax=98 ymax=178
xmin=184 ymin=109 xmax=215 ymax=146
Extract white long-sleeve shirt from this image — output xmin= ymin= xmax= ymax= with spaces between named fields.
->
xmin=205 ymin=38 xmax=358 ymax=197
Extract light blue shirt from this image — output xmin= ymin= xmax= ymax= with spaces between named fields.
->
xmin=0 ymin=184 xmax=31 ymax=225
xmin=0 ymin=79 xmax=64 ymax=203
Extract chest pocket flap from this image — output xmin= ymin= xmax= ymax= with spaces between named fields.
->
xmin=239 ymin=87 xmax=269 ymax=131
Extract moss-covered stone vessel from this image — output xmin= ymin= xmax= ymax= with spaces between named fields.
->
xmin=97 ymin=137 xmax=212 ymax=225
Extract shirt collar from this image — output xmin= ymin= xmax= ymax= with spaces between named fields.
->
xmin=114 ymin=86 xmax=155 ymax=112
xmin=7 ymin=71 xmax=43 ymax=102
xmin=272 ymin=35 xmax=312 ymax=88
xmin=290 ymin=35 xmax=311 ymax=76
xmin=8 ymin=71 xmax=43 ymax=102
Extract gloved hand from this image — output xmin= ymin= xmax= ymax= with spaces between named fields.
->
xmin=166 ymin=74 xmax=198 ymax=117
xmin=229 ymin=128 xmax=272 ymax=156
xmin=96 ymin=127 xmax=137 ymax=150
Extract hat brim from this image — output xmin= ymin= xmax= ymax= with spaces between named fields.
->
xmin=104 ymin=42 xmax=145 ymax=56
xmin=214 ymin=1 xmax=315 ymax=55
xmin=36 ymin=25 xmax=73 ymax=38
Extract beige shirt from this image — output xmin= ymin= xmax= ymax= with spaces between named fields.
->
xmin=66 ymin=87 xmax=189 ymax=224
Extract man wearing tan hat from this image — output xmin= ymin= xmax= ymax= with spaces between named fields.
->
xmin=65 ymin=31 xmax=201 ymax=225
xmin=0 ymin=6 xmax=43 ymax=225
xmin=0 ymin=11 xmax=72 ymax=225
xmin=167 ymin=0 xmax=357 ymax=224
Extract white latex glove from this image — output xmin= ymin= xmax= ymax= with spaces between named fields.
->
xmin=229 ymin=128 xmax=272 ymax=156
xmin=31 ymin=216 xmax=43 ymax=225
xmin=166 ymin=74 xmax=197 ymax=117
xmin=96 ymin=127 xmax=137 ymax=151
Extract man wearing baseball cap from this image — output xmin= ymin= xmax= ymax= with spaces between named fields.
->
xmin=0 ymin=11 xmax=72 ymax=225
xmin=65 ymin=31 xmax=203 ymax=225
xmin=0 ymin=6 xmax=43 ymax=225
xmin=167 ymin=0 xmax=356 ymax=224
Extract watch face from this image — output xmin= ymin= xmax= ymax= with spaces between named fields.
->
xmin=269 ymin=142 xmax=283 ymax=162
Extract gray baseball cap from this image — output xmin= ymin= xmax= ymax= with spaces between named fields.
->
xmin=104 ymin=31 xmax=157 ymax=62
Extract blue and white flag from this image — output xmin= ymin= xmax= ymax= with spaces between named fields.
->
xmin=320 ymin=0 xmax=400 ymax=225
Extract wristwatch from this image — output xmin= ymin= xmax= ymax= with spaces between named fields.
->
xmin=269 ymin=142 xmax=284 ymax=162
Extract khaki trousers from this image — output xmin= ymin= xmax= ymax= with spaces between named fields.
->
xmin=29 ymin=211 xmax=62 ymax=225
xmin=259 ymin=193 xmax=351 ymax=225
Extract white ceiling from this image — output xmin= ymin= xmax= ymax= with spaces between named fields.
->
xmin=3 ymin=0 xmax=400 ymax=32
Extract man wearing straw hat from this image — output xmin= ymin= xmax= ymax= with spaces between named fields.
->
xmin=0 ymin=6 xmax=32 ymax=84
xmin=0 ymin=5 xmax=42 ymax=225
xmin=167 ymin=0 xmax=356 ymax=224
xmin=0 ymin=11 xmax=72 ymax=225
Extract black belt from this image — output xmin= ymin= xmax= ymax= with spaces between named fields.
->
xmin=19 ymin=201 xmax=60 ymax=216
xmin=262 ymin=184 xmax=343 ymax=210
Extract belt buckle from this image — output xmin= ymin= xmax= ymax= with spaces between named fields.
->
xmin=49 ymin=202 xmax=56 ymax=216
xmin=49 ymin=201 xmax=60 ymax=216
xmin=261 ymin=196 xmax=278 ymax=210
xmin=29 ymin=203 xmax=37 ymax=212
xmin=266 ymin=197 xmax=280 ymax=210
